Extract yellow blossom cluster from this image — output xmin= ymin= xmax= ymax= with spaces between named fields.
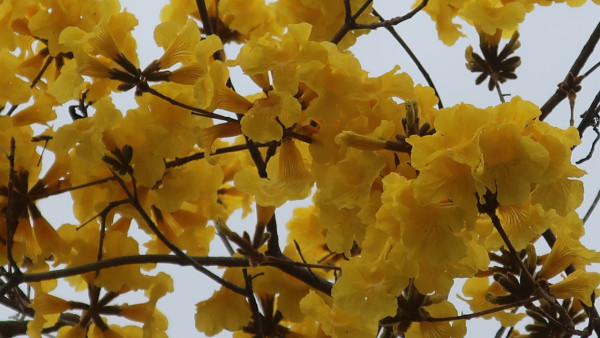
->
xmin=422 ymin=0 xmax=600 ymax=45
xmin=0 ymin=0 xmax=598 ymax=337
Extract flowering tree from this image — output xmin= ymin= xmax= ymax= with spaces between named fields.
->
xmin=1 ymin=0 xmax=600 ymax=337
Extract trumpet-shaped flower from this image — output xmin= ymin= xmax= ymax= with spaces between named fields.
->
xmin=332 ymin=241 xmax=410 ymax=322
xmin=241 ymin=91 xmax=302 ymax=143
xmin=195 ymin=288 xmax=252 ymax=336
xmin=300 ymin=290 xmax=377 ymax=338
xmin=549 ymin=270 xmax=600 ymax=306
xmin=234 ymin=139 xmax=313 ymax=207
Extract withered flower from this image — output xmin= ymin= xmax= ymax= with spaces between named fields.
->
xmin=466 ymin=30 xmax=521 ymax=91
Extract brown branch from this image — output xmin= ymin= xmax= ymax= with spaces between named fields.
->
xmin=265 ymin=256 xmax=333 ymax=296
xmin=371 ymin=8 xmax=443 ymax=109
xmin=17 ymin=252 xmax=335 ymax=295
xmin=110 ymin=169 xmax=247 ymax=295
xmin=577 ymin=88 xmax=600 ymax=137
xmin=142 ymin=85 xmax=236 ymax=122
xmin=264 ymin=211 xmax=282 ymax=258
xmin=34 ymin=176 xmax=116 ymax=200
xmin=419 ymin=296 xmax=541 ymax=322
xmin=352 ymin=0 xmax=429 ymax=30
xmin=5 ymin=138 xmax=19 ymax=273
xmin=30 ymin=55 xmax=54 ymax=90
xmin=165 ymin=143 xmax=271 ymax=169
xmin=486 ymin=209 xmax=574 ymax=331
xmin=243 ymin=269 xmax=265 ymax=338
xmin=540 ymin=21 xmax=600 ymax=120
xmin=576 ymin=125 xmax=600 ymax=164
xmin=330 ymin=0 xmax=373 ymax=45
xmin=0 ymin=318 xmax=75 ymax=337
xmin=22 ymin=255 xmax=248 ymax=282
xmin=583 ymin=186 xmax=600 ymax=224
xmin=195 ymin=0 xmax=214 ymax=36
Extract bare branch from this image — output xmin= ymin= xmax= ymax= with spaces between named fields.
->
xmin=352 ymin=0 xmax=429 ymax=30
xmin=371 ymin=8 xmax=443 ymax=109
xmin=330 ymin=0 xmax=373 ymax=45
xmin=540 ymin=21 xmax=600 ymax=120
xmin=142 ymin=85 xmax=236 ymax=122
xmin=110 ymin=168 xmax=247 ymax=295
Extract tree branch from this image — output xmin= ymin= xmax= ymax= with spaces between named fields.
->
xmin=371 ymin=8 xmax=443 ymax=109
xmin=110 ymin=169 xmax=247 ymax=295
xmin=540 ymin=21 xmax=600 ymax=120
xmin=330 ymin=0 xmax=373 ymax=45
xmin=352 ymin=0 xmax=429 ymax=30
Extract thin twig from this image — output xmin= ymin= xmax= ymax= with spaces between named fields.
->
xmin=352 ymin=0 xmax=429 ymax=30
xmin=110 ymin=169 xmax=247 ymax=295
xmin=17 ymin=252 xmax=335 ymax=296
xmin=5 ymin=138 xmax=19 ymax=273
xmin=577 ymin=89 xmax=600 ymax=137
xmin=540 ymin=21 xmax=600 ymax=120
xmin=243 ymin=269 xmax=265 ymax=338
xmin=576 ymin=125 xmax=600 ymax=164
xmin=293 ymin=240 xmax=317 ymax=280
xmin=583 ymin=60 xmax=600 ymax=78
xmin=418 ymin=296 xmax=540 ymax=322
xmin=330 ymin=0 xmax=374 ymax=45
xmin=216 ymin=227 xmax=236 ymax=256
xmin=30 ymin=55 xmax=54 ymax=89
xmin=22 ymin=255 xmax=249 ymax=282
xmin=264 ymin=211 xmax=282 ymax=257
xmin=487 ymin=210 xmax=574 ymax=331
xmin=33 ymin=176 xmax=116 ymax=200
xmin=165 ymin=143 xmax=270 ymax=168
xmin=372 ymin=8 xmax=443 ymax=109
xmin=196 ymin=0 xmax=215 ymax=36
xmin=495 ymin=80 xmax=506 ymax=103
xmin=583 ymin=187 xmax=600 ymax=224
xmin=143 ymin=85 xmax=236 ymax=122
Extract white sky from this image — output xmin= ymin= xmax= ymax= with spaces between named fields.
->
xmin=3 ymin=1 xmax=600 ymax=337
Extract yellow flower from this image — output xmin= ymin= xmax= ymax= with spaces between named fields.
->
xmin=382 ymin=173 xmax=468 ymax=266
xmin=528 ymin=122 xmax=585 ymax=215
xmin=155 ymin=19 xmax=201 ymax=69
xmin=219 ymin=0 xmax=282 ymax=40
xmin=460 ymin=277 xmax=526 ymax=327
xmin=300 ymin=290 xmax=377 ymax=338
xmin=53 ymin=97 xmax=121 ymax=162
xmin=147 ymin=205 xmax=215 ymax=256
xmin=89 ymin=25 xmax=121 ymax=61
xmin=482 ymin=199 xmax=558 ymax=251
xmin=332 ymin=241 xmax=410 ymax=322
xmin=168 ymin=63 xmax=205 ymax=84
xmin=241 ymin=91 xmax=302 ymax=143
xmin=409 ymin=103 xmax=488 ymax=169
xmin=285 ymin=206 xmax=330 ymax=265
xmin=412 ymin=155 xmax=479 ymax=222
xmin=195 ymin=288 xmax=252 ymax=336
xmin=549 ymin=270 xmax=600 ymax=306
xmin=538 ymin=236 xmax=599 ymax=280
xmin=31 ymin=292 xmax=72 ymax=315
xmin=57 ymin=324 xmax=88 ymax=338
xmin=0 ymin=49 xmax=31 ymax=105
xmin=405 ymin=301 xmax=467 ymax=338
xmin=272 ymin=0 xmax=377 ymax=49
xmin=234 ymin=139 xmax=312 ymax=207
xmin=459 ymin=0 xmax=527 ymax=36
xmin=334 ymin=131 xmax=387 ymax=151
xmin=420 ymin=0 xmax=467 ymax=45
xmin=474 ymin=122 xmax=549 ymax=206
xmin=213 ymin=83 xmax=253 ymax=114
